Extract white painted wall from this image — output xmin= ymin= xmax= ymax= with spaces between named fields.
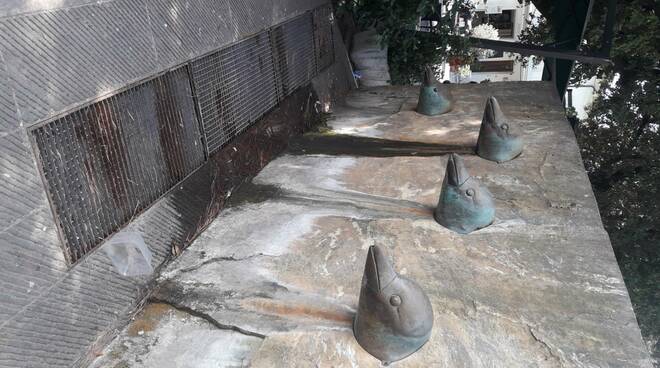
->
xmin=472 ymin=0 xmax=525 ymax=13
xmin=566 ymin=77 xmax=601 ymax=119
xmin=522 ymin=59 xmax=545 ymax=81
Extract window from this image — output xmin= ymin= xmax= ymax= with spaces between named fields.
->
xmin=471 ymin=60 xmax=514 ymax=72
xmin=473 ymin=10 xmax=515 ymax=38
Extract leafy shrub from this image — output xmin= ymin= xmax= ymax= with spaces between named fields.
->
xmin=337 ymin=0 xmax=474 ymax=84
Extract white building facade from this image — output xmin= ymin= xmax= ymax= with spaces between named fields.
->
xmin=445 ymin=0 xmax=545 ymax=83
xmin=429 ymin=1 xmax=600 ymax=118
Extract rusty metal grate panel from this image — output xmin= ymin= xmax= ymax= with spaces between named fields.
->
xmin=31 ymin=66 xmax=204 ymax=264
xmin=271 ymin=13 xmax=317 ymax=97
xmin=191 ymin=31 xmax=278 ymax=154
xmin=312 ymin=5 xmax=335 ymax=72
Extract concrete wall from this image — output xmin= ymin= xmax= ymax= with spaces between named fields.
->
xmin=0 ymin=1 xmax=352 ymax=367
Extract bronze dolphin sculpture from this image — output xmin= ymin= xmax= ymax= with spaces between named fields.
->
xmin=353 ymin=245 xmax=433 ymax=364
xmin=416 ymin=65 xmax=453 ymax=116
xmin=435 ymin=153 xmax=495 ymax=234
xmin=476 ymin=96 xmax=523 ymax=162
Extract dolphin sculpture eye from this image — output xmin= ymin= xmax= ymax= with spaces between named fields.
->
xmin=416 ymin=65 xmax=453 ymax=116
xmin=389 ymin=295 xmax=402 ymax=306
xmin=434 ymin=153 xmax=496 ymax=233
xmin=476 ymin=96 xmax=524 ymax=162
xmin=354 ymin=246 xmax=434 ymax=363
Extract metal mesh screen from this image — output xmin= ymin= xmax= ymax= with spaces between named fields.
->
xmin=190 ymin=7 xmax=334 ymax=154
xmin=271 ymin=14 xmax=317 ymax=98
xmin=313 ymin=5 xmax=335 ymax=72
xmin=191 ymin=32 xmax=278 ymax=154
xmin=29 ymin=5 xmax=335 ymax=263
xmin=31 ymin=66 xmax=205 ymax=264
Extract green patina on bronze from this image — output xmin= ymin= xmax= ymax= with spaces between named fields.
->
xmin=353 ymin=246 xmax=433 ymax=365
xmin=434 ymin=153 xmax=495 ymax=234
xmin=416 ymin=66 xmax=453 ymax=116
xmin=476 ymin=96 xmax=523 ymax=163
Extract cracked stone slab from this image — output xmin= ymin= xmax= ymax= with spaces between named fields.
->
xmin=91 ymin=83 xmax=652 ymax=367
xmin=153 ymin=202 xmax=367 ymax=337
xmin=148 ymin=197 xmax=649 ymax=367
xmin=257 ymin=81 xmax=601 ymax=232
xmin=254 ymin=153 xmax=603 ymax=231
xmin=89 ymin=303 xmax=264 ymax=368
xmin=327 ymin=82 xmax=565 ymax=147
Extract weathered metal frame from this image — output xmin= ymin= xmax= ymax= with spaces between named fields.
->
xmin=465 ymin=0 xmax=617 ymax=66
xmin=190 ymin=7 xmax=333 ymax=155
xmin=270 ymin=13 xmax=318 ymax=97
xmin=29 ymin=65 xmax=205 ymax=265
xmin=467 ymin=37 xmax=612 ymax=65
xmin=312 ymin=4 xmax=335 ymax=72
xmin=190 ymin=31 xmax=280 ymax=154
xmin=27 ymin=4 xmax=335 ymax=266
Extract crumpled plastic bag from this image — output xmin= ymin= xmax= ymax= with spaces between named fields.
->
xmin=103 ymin=231 xmax=153 ymax=276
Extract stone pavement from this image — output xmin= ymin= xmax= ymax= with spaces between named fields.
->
xmin=90 ymin=82 xmax=652 ymax=367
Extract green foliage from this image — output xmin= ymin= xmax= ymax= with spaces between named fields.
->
xmin=339 ymin=0 xmax=437 ymax=42
xmin=570 ymin=0 xmax=660 ymax=362
xmin=338 ymin=0 xmax=473 ymax=84
xmin=571 ymin=0 xmax=659 ymax=85
xmin=515 ymin=11 xmax=554 ymax=67
xmin=387 ymin=29 xmax=472 ymax=85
